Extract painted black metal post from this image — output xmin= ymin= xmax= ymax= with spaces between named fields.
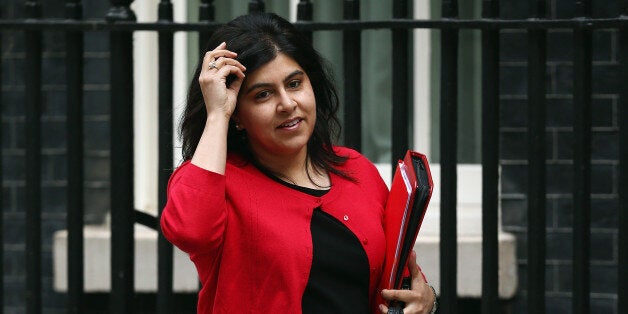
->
xmin=618 ymin=1 xmax=628 ymax=313
xmin=106 ymin=1 xmax=136 ymax=313
xmin=65 ymin=1 xmax=85 ymax=313
xmin=157 ymin=1 xmax=174 ymax=313
xmin=343 ymin=0 xmax=361 ymax=150
xmin=296 ymin=0 xmax=313 ymax=43
xmin=24 ymin=1 xmax=43 ymax=313
xmin=198 ymin=0 xmax=214 ymax=56
xmin=439 ymin=1 xmax=459 ymax=313
xmin=481 ymin=0 xmax=500 ymax=313
xmin=0 ymin=4 xmax=3 ymax=311
xmin=391 ymin=0 xmax=410 ymax=167
xmin=572 ymin=1 xmax=592 ymax=314
xmin=192 ymin=0 xmax=210 ymax=293
xmin=527 ymin=1 xmax=547 ymax=313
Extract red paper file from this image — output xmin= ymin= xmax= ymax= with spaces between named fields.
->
xmin=378 ymin=150 xmax=433 ymax=296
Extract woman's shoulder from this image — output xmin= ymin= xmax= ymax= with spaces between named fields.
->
xmin=226 ymin=152 xmax=248 ymax=166
xmin=332 ymin=145 xmax=364 ymax=160
xmin=332 ymin=146 xmax=378 ymax=174
xmin=225 ymin=153 xmax=262 ymax=179
xmin=332 ymin=146 xmax=389 ymax=198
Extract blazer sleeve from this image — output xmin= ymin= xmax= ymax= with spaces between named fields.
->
xmin=160 ymin=161 xmax=228 ymax=255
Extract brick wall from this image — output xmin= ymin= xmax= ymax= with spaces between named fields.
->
xmin=1 ymin=1 xmax=110 ymax=313
xmin=499 ymin=1 xmax=620 ymax=313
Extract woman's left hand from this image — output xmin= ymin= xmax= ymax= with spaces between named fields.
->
xmin=379 ymin=251 xmax=436 ymax=314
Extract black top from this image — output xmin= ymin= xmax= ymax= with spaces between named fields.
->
xmin=264 ymin=174 xmax=370 ymax=313
xmin=302 ymin=208 xmax=370 ymax=313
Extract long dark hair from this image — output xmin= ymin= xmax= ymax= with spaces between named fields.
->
xmin=180 ymin=13 xmax=351 ymax=179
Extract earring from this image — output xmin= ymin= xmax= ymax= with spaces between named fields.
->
xmin=235 ymin=123 xmax=243 ymax=131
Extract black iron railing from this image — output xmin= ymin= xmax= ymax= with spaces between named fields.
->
xmin=0 ymin=0 xmax=626 ymax=314
xmin=65 ymin=2 xmax=84 ymax=313
xmin=526 ymin=1 xmax=548 ymax=312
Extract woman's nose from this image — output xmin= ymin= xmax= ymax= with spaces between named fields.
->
xmin=277 ymin=90 xmax=297 ymax=112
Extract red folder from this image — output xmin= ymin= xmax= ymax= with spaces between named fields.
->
xmin=378 ymin=150 xmax=433 ymax=298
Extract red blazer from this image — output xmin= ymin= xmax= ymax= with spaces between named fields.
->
xmin=161 ymin=147 xmax=389 ymax=313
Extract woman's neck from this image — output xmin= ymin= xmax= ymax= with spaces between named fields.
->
xmin=255 ymin=151 xmax=330 ymax=189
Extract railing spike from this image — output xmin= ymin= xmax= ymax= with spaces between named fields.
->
xmin=297 ymin=0 xmax=312 ymax=21
xmin=158 ymin=0 xmax=173 ymax=22
xmin=65 ymin=0 xmax=82 ymax=20
xmin=575 ymin=0 xmax=592 ymax=18
xmin=248 ymin=0 xmax=265 ymax=13
xmin=106 ymin=0 xmax=136 ymax=22
xmin=199 ymin=0 xmax=214 ymax=22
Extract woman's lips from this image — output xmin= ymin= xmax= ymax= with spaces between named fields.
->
xmin=278 ymin=118 xmax=303 ymax=130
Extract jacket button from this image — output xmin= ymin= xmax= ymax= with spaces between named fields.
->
xmin=343 ymin=215 xmax=349 ymax=221
xmin=363 ymin=238 xmax=369 ymax=245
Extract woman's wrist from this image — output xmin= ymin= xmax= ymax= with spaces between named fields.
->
xmin=205 ymin=110 xmax=232 ymax=126
xmin=426 ymin=283 xmax=437 ymax=313
xmin=190 ymin=113 xmax=230 ymax=173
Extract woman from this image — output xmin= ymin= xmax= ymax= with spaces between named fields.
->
xmin=160 ymin=13 xmax=437 ymax=314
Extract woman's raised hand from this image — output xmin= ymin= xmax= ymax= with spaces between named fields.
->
xmin=198 ymin=42 xmax=246 ymax=119
xmin=191 ymin=42 xmax=246 ymax=173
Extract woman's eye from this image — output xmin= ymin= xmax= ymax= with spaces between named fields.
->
xmin=288 ymin=80 xmax=301 ymax=89
xmin=255 ymin=90 xmax=271 ymax=99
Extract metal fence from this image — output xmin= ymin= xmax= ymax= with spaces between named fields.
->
xmin=0 ymin=0 xmax=626 ymax=313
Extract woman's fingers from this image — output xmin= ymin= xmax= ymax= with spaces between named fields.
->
xmin=201 ymin=42 xmax=246 ymax=79
xmin=408 ymin=251 xmax=427 ymax=287
xmin=378 ymin=304 xmax=390 ymax=314
xmin=381 ymin=287 xmax=411 ymax=301
xmin=210 ymin=57 xmax=247 ymax=73
xmin=201 ymin=42 xmax=240 ymax=72
xmin=224 ymin=66 xmax=245 ymax=91
xmin=204 ymin=42 xmax=233 ymax=59
xmin=197 ymin=43 xmax=247 ymax=118
xmin=379 ymin=251 xmax=435 ymax=314
xmin=381 ymin=286 xmax=432 ymax=314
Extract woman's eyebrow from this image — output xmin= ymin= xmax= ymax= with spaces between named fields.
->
xmin=283 ymin=70 xmax=304 ymax=83
xmin=243 ymin=70 xmax=304 ymax=94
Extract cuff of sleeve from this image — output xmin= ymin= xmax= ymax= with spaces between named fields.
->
xmin=177 ymin=161 xmax=226 ymax=192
